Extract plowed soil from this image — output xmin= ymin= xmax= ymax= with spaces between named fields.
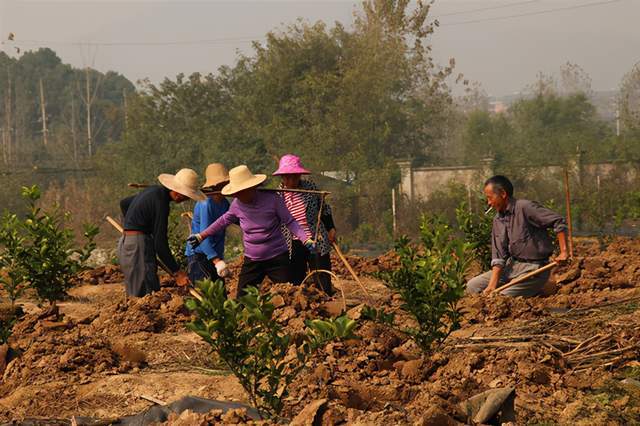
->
xmin=2 ymin=237 xmax=640 ymax=425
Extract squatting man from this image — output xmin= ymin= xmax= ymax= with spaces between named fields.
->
xmin=466 ymin=175 xmax=569 ymax=297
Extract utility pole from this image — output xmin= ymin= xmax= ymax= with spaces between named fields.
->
xmin=122 ymin=88 xmax=128 ymax=133
xmin=1 ymin=127 xmax=6 ymax=166
xmin=39 ymin=78 xmax=49 ymax=146
xmin=391 ymin=187 xmax=397 ymax=237
xmin=71 ymin=96 xmax=78 ymax=164
xmin=85 ymin=67 xmax=92 ymax=156
xmin=5 ymin=69 xmax=12 ymax=163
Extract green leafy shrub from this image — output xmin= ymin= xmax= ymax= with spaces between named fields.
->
xmin=0 ymin=186 xmax=99 ymax=305
xmin=381 ymin=215 xmax=472 ymax=353
xmin=361 ymin=305 xmax=396 ymax=326
xmin=185 ymin=279 xmax=356 ymax=419
xmin=0 ymin=214 xmax=27 ymax=306
xmin=0 ymin=305 xmax=23 ymax=344
xmin=455 ymin=201 xmax=492 ymax=270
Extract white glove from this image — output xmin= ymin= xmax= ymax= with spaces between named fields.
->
xmin=214 ymin=260 xmax=229 ymax=278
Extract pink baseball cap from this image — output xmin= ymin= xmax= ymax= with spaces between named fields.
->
xmin=273 ymin=154 xmax=311 ymax=175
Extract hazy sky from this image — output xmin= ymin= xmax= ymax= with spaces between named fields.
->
xmin=1 ymin=0 xmax=638 ymax=96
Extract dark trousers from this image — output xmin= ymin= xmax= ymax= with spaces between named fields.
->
xmin=118 ymin=234 xmax=160 ymax=297
xmin=187 ymin=253 xmax=222 ymax=284
xmin=237 ymin=252 xmax=291 ymax=296
xmin=290 ymin=240 xmax=333 ymax=295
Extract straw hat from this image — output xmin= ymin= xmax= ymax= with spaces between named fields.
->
xmin=272 ymin=154 xmax=311 ymax=175
xmin=202 ymin=163 xmax=230 ymax=188
xmin=158 ymin=168 xmax=207 ymax=201
xmin=221 ymin=165 xmax=267 ymax=196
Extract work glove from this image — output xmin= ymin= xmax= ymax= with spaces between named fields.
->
xmin=214 ymin=259 xmax=229 ymax=278
xmin=187 ymin=233 xmax=203 ymax=250
xmin=304 ymin=238 xmax=317 ymax=254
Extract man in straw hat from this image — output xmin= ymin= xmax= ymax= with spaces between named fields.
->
xmin=119 ymin=168 xmax=206 ymax=297
xmin=184 ymin=163 xmax=231 ymax=283
xmin=187 ymin=165 xmax=315 ymax=296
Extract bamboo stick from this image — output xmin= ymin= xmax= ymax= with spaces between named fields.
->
xmin=493 ymin=262 xmax=558 ymax=294
xmin=128 ymin=182 xmax=330 ymax=195
xmin=331 ymin=242 xmax=373 ymax=303
xmin=563 ymin=169 xmax=574 ymax=258
xmin=302 ymin=269 xmax=346 ymax=312
xmin=139 ymin=394 xmax=166 ymax=406
xmin=314 ymin=194 xmax=326 ymax=242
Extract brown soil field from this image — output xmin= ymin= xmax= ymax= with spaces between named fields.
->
xmin=2 ymin=237 xmax=640 ymax=425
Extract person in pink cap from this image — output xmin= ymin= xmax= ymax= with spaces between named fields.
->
xmin=273 ymin=154 xmax=337 ymax=295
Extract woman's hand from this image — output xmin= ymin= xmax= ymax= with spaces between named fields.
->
xmin=327 ymin=228 xmax=337 ymax=244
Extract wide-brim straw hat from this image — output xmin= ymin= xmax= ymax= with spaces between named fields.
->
xmin=158 ymin=168 xmax=207 ymax=201
xmin=203 ymin=163 xmax=230 ymax=188
xmin=272 ymin=154 xmax=311 ymax=175
xmin=221 ymin=165 xmax=267 ymax=196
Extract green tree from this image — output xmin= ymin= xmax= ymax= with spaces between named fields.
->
xmin=619 ymin=62 xmax=640 ymax=134
xmin=0 ymin=185 xmax=99 ymax=305
xmin=186 ymin=279 xmax=356 ymax=418
xmin=98 ymin=0 xmax=454 ymax=240
xmin=382 ymin=216 xmax=472 ymax=352
xmin=0 ymin=48 xmax=134 ymax=168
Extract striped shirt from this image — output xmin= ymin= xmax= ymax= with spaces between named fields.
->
xmin=283 ymin=192 xmax=311 ymax=240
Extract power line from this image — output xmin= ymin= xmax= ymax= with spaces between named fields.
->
xmin=442 ymin=0 xmax=625 ymax=26
xmin=439 ymin=0 xmax=541 ymax=17
xmin=4 ymin=36 xmax=264 ymax=47
xmin=2 ymin=0 xmax=626 ymax=48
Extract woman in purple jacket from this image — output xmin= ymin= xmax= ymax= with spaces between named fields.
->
xmin=188 ymin=165 xmax=314 ymax=296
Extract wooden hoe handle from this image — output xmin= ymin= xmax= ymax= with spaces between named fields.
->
xmin=493 ymin=261 xmax=558 ymax=294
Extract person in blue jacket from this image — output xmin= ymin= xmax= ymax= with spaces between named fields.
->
xmin=185 ymin=163 xmax=230 ymax=283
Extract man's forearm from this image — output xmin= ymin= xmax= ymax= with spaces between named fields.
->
xmin=487 ymin=266 xmax=502 ymax=290
xmin=556 ymin=230 xmax=568 ymax=255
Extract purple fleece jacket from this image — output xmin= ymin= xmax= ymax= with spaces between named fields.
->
xmin=199 ymin=191 xmax=309 ymax=261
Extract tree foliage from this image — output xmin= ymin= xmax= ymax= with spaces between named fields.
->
xmin=0 ymin=185 xmax=98 ymax=304
xmin=619 ymin=62 xmax=640 ymax=135
xmin=0 ymin=48 xmax=134 ymax=167
xmin=381 ymin=215 xmax=472 ymax=352
xmin=97 ymin=1 xmax=454 ymax=239
xmin=460 ymin=91 xmax=609 ymax=167
xmin=186 ymin=279 xmax=356 ymax=418
xmin=456 ymin=201 xmax=492 ymax=270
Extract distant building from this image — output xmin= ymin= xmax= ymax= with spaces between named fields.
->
xmin=489 ymin=100 xmax=508 ymax=114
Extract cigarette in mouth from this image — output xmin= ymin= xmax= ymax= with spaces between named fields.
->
xmin=484 ymin=207 xmax=493 ymax=215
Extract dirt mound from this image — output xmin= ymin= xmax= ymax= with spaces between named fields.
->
xmin=163 ymin=407 xmax=265 ymax=425
xmin=459 ymin=294 xmax=546 ymax=324
xmin=554 ymin=237 xmax=640 ymax=294
xmin=330 ymin=251 xmax=399 ymax=277
xmin=1 ymin=308 xmax=142 ymax=398
xmin=73 ymin=264 xmax=123 ymax=286
xmin=5 ymin=236 xmax=640 ymax=424
xmin=90 ymin=288 xmax=192 ymax=336
xmin=264 ymin=282 xmax=333 ymax=333
xmin=285 ymin=321 xmax=412 ymax=418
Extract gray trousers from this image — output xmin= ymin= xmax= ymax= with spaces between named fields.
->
xmin=117 ymin=234 xmax=160 ymax=297
xmin=466 ymin=259 xmax=550 ymax=297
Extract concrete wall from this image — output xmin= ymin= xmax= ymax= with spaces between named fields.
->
xmin=399 ymin=160 xmax=640 ymax=202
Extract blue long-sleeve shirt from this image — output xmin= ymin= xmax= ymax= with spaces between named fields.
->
xmin=185 ymin=197 xmax=230 ymax=260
